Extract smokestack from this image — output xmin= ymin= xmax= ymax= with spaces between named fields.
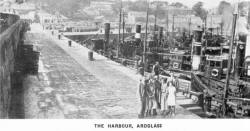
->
xmin=104 ymin=23 xmax=110 ymax=53
xmin=135 ymin=25 xmax=141 ymax=39
xmin=158 ymin=26 xmax=163 ymax=40
xmin=193 ymin=30 xmax=203 ymax=42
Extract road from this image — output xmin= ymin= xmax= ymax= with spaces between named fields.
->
xmin=20 ymin=24 xmax=201 ymax=119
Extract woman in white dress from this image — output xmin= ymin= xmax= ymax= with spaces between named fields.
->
xmin=167 ymin=81 xmax=176 ymax=117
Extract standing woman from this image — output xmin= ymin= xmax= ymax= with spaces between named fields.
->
xmin=167 ymin=81 xmax=177 ymax=117
xmin=161 ymin=78 xmax=168 ymax=116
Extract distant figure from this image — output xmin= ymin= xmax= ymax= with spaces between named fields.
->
xmin=173 ymin=75 xmax=179 ymax=91
xmin=161 ymin=78 xmax=169 ymax=116
xmin=152 ymin=62 xmax=160 ymax=76
xmin=167 ymin=72 xmax=178 ymax=87
xmin=138 ymin=59 xmax=144 ymax=76
xmin=167 ymin=81 xmax=176 ymax=117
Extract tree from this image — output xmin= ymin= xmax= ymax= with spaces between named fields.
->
xmin=218 ymin=1 xmax=231 ymax=15
xmin=128 ymin=0 xmax=148 ymax=12
xmin=30 ymin=0 xmax=88 ymax=19
xmin=192 ymin=2 xmax=207 ymax=21
xmin=170 ymin=2 xmax=185 ymax=8
xmin=111 ymin=1 xmax=121 ymax=16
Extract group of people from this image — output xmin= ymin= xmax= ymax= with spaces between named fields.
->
xmin=137 ymin=62 xmax=179 ymax=118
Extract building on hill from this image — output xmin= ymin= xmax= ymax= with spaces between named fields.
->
xmin=127 ymin=11 xmax=146 ymax=25
xmin=164 ymin=14 xmax=202 ymax=33
xmin=166 ymin=5 xmax=193 ymax=16
xmin=89 ymin=1 xmax=114 ymax=11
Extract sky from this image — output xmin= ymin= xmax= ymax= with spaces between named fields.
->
xmin=127 ymin=0 xmax=241 ymax=9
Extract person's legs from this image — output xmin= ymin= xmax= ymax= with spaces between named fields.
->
xmin=158 ymin=90 xmax=161 ymax=109
xmin=160 ymin=94 xmax=165 ymax=115
xmin=172 ymin=106 xmax=175 ymax=117
xmin=152 ymin=99 xmax=157 ymax=116
xmin=145 ymin=98 xmax=149 ymax=117
xmin=139 ymin=99 xmax=146 ymax=118
xmin=156 ymin=89 xmax=161 ymax=109
xmin=167 ymin=106 xmax=171 ymax=117
xmin=147 ymin=98 xmax=152 ymax=117
xmin=148 ymin=100 xmax=152 ymax=116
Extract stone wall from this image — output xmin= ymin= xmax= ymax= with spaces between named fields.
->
xmin=0 ymin=13 xmax=28 ymax=118
xmin=0 ymin=13 xmax=20 ymax=33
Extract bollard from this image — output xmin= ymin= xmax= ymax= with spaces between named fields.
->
xmin=58 ymin=34 xmax=61 ymax=40
xmin=68 ymin=40 xmax=72 ymax=47
xmin=122 ymin=59 xmax=127 ymax=66
xmin=52 ymin=31 xmax=54 ymax=35
xmin=88 ymin=51 xmax=94 ymax=61
xmin=104 ymin=23 xmax=110 ymax=53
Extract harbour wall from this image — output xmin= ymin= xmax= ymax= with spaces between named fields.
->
xmin=0 ymin=13 xmax=29 ymax=118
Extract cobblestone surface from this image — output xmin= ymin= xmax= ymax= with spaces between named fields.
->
xmin=23 ymin=31 xmax=140 ymax=119
xmin=23 ymin=24 xmax=200 ymax=119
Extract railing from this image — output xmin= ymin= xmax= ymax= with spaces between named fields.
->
xmin=113 ymin=57 xmax=137 ymax=69
xmin=201 ymin=95 xmax=250 ymax=118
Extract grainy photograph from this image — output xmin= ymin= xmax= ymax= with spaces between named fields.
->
xmin=1 ymin=0 xmax=250 ymax=119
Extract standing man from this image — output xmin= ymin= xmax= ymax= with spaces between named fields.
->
xmin=138 ymin=58 xmax=144 ymax=77
xmin=138 ymin=77 xmax=148 ymax=118
xmin=154 ymin=76 xmax=162 ymax=109
xmin=152 ymin=61 xmax=160 ymax=76
xmin=147 ymin=76 xmax=157 ymax=116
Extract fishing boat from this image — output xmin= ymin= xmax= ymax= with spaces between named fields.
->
xmin=190 ymin=6 xmax=250 ymax=118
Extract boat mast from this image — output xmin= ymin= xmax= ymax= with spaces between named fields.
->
xmin=117 ymin=0 xmax=122 ymax=57
xmin=166 ymin=7 xmax=169 ymax=36
xmin=222 ymin=5 xmax=238 ymax=117
xmin=172 ymin=14 xmax=175 ymax=37
xmin=248 ymin=5 xmax=250 ymax=24
xmin=143 ymin=0 xmax=149 ymax=71
xmin=188 ymin=16 xmax=191 ymax=37
xmin=154 ymin=1 xmax=158 ymax=42
xmin=122 ymin=7 xmax=125 ymax=44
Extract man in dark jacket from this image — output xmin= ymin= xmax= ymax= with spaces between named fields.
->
xmin=152 ymin=62 xmax=160 ymax=76
xmin=154 ymin=76 xmax=162 ymax=109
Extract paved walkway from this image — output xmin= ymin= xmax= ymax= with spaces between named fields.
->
xmin=23 ymin=24 xmax=201 ymax=119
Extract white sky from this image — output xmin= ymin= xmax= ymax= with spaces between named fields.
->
xmin=127 ymin=0 xmax=242 ymax=9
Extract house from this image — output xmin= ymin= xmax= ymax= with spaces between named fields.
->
xmin=127 ymin=11 xmax=147 ymax=24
